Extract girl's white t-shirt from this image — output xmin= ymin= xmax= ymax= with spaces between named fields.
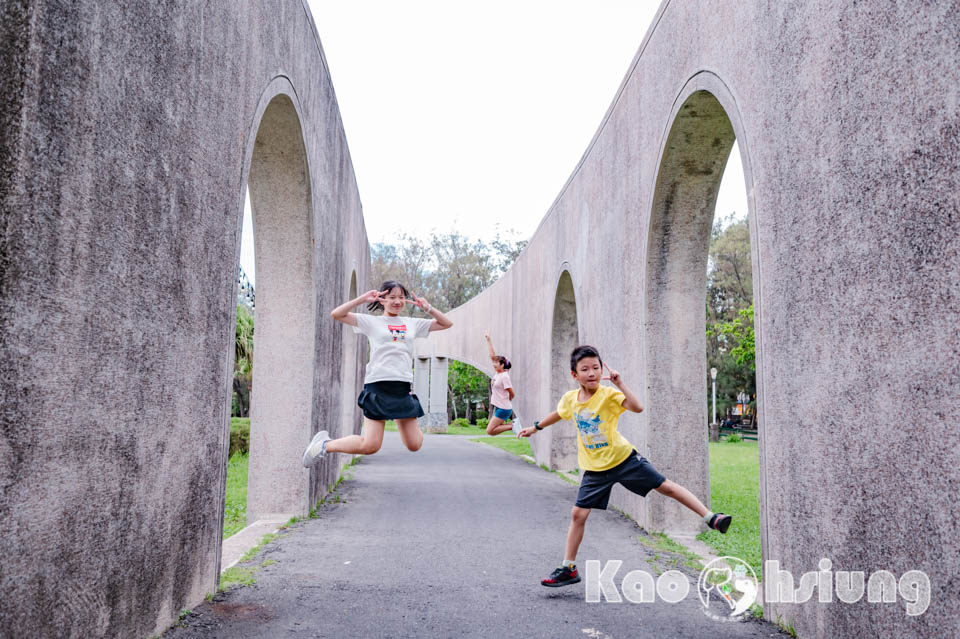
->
xmin=354 ymin=314 xmax=433 ymax=384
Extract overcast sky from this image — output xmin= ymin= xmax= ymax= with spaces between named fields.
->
xmin=240 ymin=1 xmax=746 ymax=286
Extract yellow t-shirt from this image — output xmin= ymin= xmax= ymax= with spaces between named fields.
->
xmin=557 ymin=385 xmax=634 ymax=472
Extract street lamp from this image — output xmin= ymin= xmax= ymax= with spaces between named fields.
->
xmin=710 ymin=367 xmax=718 ymax=426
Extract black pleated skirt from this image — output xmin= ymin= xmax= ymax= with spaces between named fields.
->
xmin=357 ymin=381 xmax=425 ymax=421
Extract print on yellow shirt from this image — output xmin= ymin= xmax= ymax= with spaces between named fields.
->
xmin=557 ymin=385 xmax=634 ymax=472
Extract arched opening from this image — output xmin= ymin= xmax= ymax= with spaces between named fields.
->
xmin=241 ymin=92 xmax=316 ymax=523
xmin=644 ymin=83 xmax=764 ymax=556
xmin=539 ymin=270 xmax=580 ymax=470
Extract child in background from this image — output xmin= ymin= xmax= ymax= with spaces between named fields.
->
xmin=483 ymin=331 xmax=523 ymax=436
xmin=518 ymin=345 xmax=732 ymax=587
xmin=302 ymin=280 xmax=453 ymax=466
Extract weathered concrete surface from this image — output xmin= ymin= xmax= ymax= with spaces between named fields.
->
xmin=164 ymin=434 xmax=780 ymax=639
xmin=419 ymin=2 xmax=960 ymax=637
xmin=0 ymin=1 xmax=367 ymax=637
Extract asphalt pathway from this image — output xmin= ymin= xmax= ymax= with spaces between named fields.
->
xmin=166 ymin=433 xmax=784 ymax=638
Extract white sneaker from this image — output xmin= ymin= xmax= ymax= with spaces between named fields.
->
xmin=511 ymin=419 xmax=523 ymax=435
xmin=301 ymin=430 xmax=330 ymax=467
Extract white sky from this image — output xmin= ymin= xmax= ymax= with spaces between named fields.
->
xmin=240 ymin=1 xmax=747 ymax=286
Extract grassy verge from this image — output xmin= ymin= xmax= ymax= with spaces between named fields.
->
xmin=223 ymin=452 xmax=249 ymax=539
xmin=636 ymin=530 xmax=705 ymax=575
xmin=697 ymin=439 xmax=762 ymax=578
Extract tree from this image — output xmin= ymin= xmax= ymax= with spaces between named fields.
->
xmin=705 ymin=214 xmax=755 ymax=417
xmin=447 ymin=360 xmax=489 ymax=422
xmin=426 ymin=232 xmax=498 ymax=310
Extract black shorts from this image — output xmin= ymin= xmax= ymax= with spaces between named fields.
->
xmin=575 ymin=451 xmax=666 ymax=510
xmin=356 ymin=381 xmax=425 ymax=421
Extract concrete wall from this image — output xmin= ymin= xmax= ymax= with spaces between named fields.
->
xmin=420 ymin=1 xmax=959 ymax=637
xmin=0 ymin=1 xmax=367 ymax=637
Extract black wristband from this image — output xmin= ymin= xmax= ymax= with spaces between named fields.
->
xmin=534 ymin=421 xmax=542 ymax=430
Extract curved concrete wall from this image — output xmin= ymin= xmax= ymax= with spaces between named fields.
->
xmin=0 ymin=1 xmax=367 ymax=637
xmin=419 ymin=1 xmax=959 ymax=637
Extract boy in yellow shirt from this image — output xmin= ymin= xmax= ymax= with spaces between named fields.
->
xmin=518 ymin=345 xmax=732 ymax=587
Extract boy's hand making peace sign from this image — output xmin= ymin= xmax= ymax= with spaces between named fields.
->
xmin=601 ymin=363 xmax=622 ymax=386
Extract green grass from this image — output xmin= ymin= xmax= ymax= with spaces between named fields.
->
xmin=230 ymin=417 xmax=249 ymax=431
xmin=697 ymin=439 xmax=762 ymax=578
xmin=219 ymin=565 xmax=257 ymax=589
xmin=239 ymin=532 xmax=277 ymax=562
xmin=637 ymin=531 xmax=705 ymax=574
xmin=471 ymin=436 xmax=533 ymax=457
xmin=223 ymin=452 xmax=249 ymax=539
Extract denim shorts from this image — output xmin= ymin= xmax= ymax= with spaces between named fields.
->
xmin=492 ymin=406 xmax=514 ymax=420
xmin=575 ymin=451 xmax=666 ymax=510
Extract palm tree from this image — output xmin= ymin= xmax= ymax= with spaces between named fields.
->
xmin=233 ymin=304 xmax=254 ymax=416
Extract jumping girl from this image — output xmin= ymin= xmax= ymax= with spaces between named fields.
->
xmin=301 ymin=280 xmax=453 ymax=466
xmin=483 ymin=331 xmax=523 ymax=436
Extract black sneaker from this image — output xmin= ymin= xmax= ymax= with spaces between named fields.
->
xmin=541 ymin=565 xmax=581 ymax=587
xmin=708 ymin=513 xmax=732 ymax=534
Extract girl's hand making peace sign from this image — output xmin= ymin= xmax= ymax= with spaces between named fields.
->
xmin=407 ymin=292 xmax=432 ymax=313
xmin=361 ymin=289 xmax=386 ymax=305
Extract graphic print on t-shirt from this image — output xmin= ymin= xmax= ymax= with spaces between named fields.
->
xmin=575 ymin=408 xmax=609 ymax=450
xmin=387 ymin=324 xmax=407 ymax=342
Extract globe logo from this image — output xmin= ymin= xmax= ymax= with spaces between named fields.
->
xmin=697 ymin=557 xmax=759 ymax=622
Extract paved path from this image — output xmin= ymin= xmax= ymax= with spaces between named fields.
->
xmin=166 ymin=433 xmax=783 ymax=638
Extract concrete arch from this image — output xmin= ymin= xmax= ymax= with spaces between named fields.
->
xmin=242 ymin=80 xmax=317 ymax=524
xmin=642 ymin=76 xmax=757 ymax=538
xmin=538 ymin=269 xmax=580 ymax=470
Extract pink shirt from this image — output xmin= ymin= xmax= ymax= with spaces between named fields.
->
xmin=490 ymin=371 xmax=513 ymax=410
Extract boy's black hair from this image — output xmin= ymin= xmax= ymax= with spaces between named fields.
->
xmin=570 ymin=345 xmax=603 ymax=371
xmin=497 ymin=355 xmax=512 ymax=370
xmin=368 ymin=280 xmax=410 ymax=312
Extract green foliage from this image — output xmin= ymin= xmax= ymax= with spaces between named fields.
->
xmin=475 ymin=410 xmax=488 ymax=420
xmin=229 ymin=417 xmax=250 ymax=456
xmin=451 ymin=417 xmax=470 ymax=428
xmin=718 ymin=305 xmax=755 ymax=369
xmin=725 ymin=432 xmax=742 ymax=443
xmin=476 ymin=417 xmax=489 ymax=430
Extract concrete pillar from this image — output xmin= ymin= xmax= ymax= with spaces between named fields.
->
xmin=424 ymin=356 xmax=448 ymax=432
xmin=413 ymin=357 xmax=430 ymax=416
